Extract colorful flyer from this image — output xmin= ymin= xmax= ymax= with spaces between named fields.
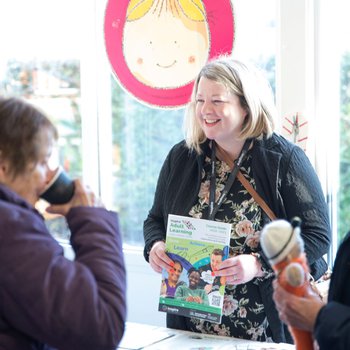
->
xmin=159 ymin=214 xmax=231 ymax=323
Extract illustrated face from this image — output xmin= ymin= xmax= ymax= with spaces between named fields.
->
xmin=105 ymin=0 xmax=234 ymax=107
xmin=210 ymin=253 xmax=223 ymax=271
xmin=123 ymin=11 xmax=209 ymax=89
xmin=188 ymin=271 xmax=200 ymax=288
xmin=195 ymin=77 xmax=247 ymax=145
xmin=168 ymin=262 xmax=182 ymax=283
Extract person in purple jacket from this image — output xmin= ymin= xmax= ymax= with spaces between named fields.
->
xmin=0 ymin=96 xmax=126 ymax=350
xmin=160 ymin=260 xmax=184 ymax=298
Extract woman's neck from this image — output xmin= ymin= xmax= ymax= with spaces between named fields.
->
xmin=167 ymin=280 xmax=177 ymax=287
xmin=215 ymin=139 xmax=245 ymax=162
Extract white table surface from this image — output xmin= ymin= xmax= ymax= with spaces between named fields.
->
xmin=117 ymin=322 xmax=296 ymax=350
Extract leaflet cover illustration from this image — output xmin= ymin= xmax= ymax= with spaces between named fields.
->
xmin=159 ymin=214 xmax=231 ymax=323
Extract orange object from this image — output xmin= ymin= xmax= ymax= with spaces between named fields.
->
xmin=273 ymin=253 xmax=314 ymax=349
xmin=261 ymin=218 xmax=314 ymax=350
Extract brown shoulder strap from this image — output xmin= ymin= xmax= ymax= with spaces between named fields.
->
xmin=237 ymin=171 xmax=277 ymax=221
xmin=215 ymin=143 xmax=277 ymax=221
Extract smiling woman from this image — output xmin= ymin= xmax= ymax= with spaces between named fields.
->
xmin=194 ymin=77 xmax=248 ymax=153
xmin=143 ymin=55 xmax=330 ymax=342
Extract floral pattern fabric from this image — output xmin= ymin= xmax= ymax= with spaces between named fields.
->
xmin=188 ymin=152 xmax=274 ymax=342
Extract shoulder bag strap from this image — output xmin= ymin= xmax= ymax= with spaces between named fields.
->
xmin=237 ymin=171 xmax=277 ymax=221
xmin=215 ymin=144 xmax=277 ymax=221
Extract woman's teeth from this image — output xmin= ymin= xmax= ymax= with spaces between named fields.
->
xmin=205 ymin=119 xmax=219 ymax=124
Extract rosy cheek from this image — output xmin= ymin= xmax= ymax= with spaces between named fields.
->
xmin=188 ymin=55 xmax=196 ymax=64
xmin=137 ymin=57 xmax=143 ymax=65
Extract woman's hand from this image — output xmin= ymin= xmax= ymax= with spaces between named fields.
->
xmin=149 ymin=240 xmax=174 ymax=273
xmin=214 ymin=254 xmax=264 ymax=284
xmin=46 ymin=179 xmax=103 ymax=216
xmin=273 ymin=279 xmax=325 ymax=331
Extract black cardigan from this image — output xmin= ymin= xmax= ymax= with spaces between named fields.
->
xmin=314 ymin=232 xmax=350 ymax=349
xmin=144 ymin=133 xmax=331 ymax=343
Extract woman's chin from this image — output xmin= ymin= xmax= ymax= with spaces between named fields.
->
xmin=203 ymin=131 xmax=219 ymax=141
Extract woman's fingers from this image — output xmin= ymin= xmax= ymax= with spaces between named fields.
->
xmin=149 ymin=240 xmax=174 ymax=273
xmin=214 ymin=255 xmax=260 ymax=284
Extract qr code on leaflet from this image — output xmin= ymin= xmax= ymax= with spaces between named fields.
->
xmin=211 ymin=295 xmax=221 ymax=307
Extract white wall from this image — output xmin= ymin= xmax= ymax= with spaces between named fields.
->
xmin=124 ymin=249 xmax=166 ymax=326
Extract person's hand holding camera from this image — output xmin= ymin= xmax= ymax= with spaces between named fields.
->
xmin=46 ymin=179 xmax=103 ymax=216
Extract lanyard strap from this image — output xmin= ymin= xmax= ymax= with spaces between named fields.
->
xmin=208 ymin=139 xmax=252 ymax=220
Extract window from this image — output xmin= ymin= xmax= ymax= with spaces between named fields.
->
xmin=315 ymin=1 xmax=350 ymax=256
xmin=110 ymin=81 xmax=184 ymax=246
xmin=337 ymin=5 xmax=350 ymax=244
xmin=232 ymin=0 xmax=277 ymax=89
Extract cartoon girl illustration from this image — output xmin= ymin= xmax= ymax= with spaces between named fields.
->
xmin=123 ymin=0 xmax=210 ymax=89
xmin=104 ymin=0 xmax=234 ymax=107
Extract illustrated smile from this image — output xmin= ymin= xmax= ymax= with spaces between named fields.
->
xmin=156 ymin=60 xmax=177 ymax=68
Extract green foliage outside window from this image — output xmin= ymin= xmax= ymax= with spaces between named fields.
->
xmin=0 ymin=59 xmax=82 ymax=178
xmin=339 ymin=52 xmax=350 ymax=242
xmin=111 ymin=79 xmax=184 ymax=245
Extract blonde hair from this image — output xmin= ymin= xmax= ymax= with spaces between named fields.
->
xmin=184 ymin=56 xmax=277 ymax=153
xmin=126 ymin=0 xmax=206 ymax=21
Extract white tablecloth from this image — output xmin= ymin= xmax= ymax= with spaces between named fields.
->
xmin=118 ymin=322 xmax=296 ymax=350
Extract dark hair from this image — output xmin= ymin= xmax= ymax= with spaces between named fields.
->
xmin=0 ymin=96 xmax=58 ymax=178
xmin=211 ymin=248 xmax=224 ymax=257
xmin=173 ymin=260 xmax=183 ymax=272
xmin=187 ymin=267 xmax=200 ymax=277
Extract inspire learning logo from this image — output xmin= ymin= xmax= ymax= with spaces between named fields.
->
xmin=182 ymin=220 xmax=196 ymax=231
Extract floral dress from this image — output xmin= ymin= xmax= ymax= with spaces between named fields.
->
xmin=187 ymin=151 xmax=274 ymax=342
